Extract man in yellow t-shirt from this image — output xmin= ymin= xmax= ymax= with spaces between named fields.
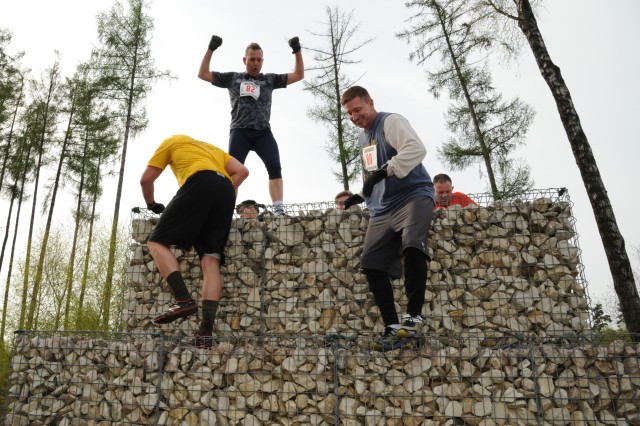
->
xmin=140 ymin=134 xmax=249 ymax=348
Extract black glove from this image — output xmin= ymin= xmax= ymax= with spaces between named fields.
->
xmin=288 ymin=36 xmax=301 ymax=54
xmin=147 ymin=202 xmax=165 ymax=214
xmin=343 ymin=194 xmax=365 ymax=210
xmin=208 ymin=35 xmax=223 ymax=51
xmin=363 ymin=167 xmax=388 ymax=198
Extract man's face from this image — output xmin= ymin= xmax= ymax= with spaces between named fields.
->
xmin=434 ymin=181 xmax=454 ymax=206
xmin=343 ymin=96 xmax=376 ymax=131
xmin=239 ymin=206 xmax=258 ymax=219
xmin=335 ymin=195 xmax=349 ymax=210
xmin=244 ymin=49 xmax=263 ymax=76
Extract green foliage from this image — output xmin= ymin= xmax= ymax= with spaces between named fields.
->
xmin=398 ymin=0 xmax=535 ymax=199
xmin=2 ymin=221 xmax=129 ymax=336
xmin=304 ymin=6 xmax=372 ymax=190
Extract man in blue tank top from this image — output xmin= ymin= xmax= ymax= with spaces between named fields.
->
xmin=341 ymin=86 xmax=435 ymax=350
xmin=198 ymin=35 xmax=304 ymax=216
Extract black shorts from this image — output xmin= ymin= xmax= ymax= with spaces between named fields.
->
xmin=148 ymin=171 xmax=235 ymax=263
xmin=229 ymin=128 xmax=282 ymax=180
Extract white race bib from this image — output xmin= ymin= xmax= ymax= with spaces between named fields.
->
xmin=362 ymin=145 xmax=378 ymax=171
xmin=240 ymin=81 xmax=260 ymax=100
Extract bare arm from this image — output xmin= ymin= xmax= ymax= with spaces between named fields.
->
xmin=225 ymin=157 xmax=249 ymax=191
xmin=140 ymin=166 xmax=164 ymax=205
xmin=198 ymin=49 xmax=214 ymax=83
xmin=287 ymin=51 xmax=304 ymax=85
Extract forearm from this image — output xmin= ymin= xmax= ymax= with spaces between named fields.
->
xmin=140 ymin=165 xmax=163 ymax=204
xmin=287 ymin=51 xmax=304 ymax=85
xmin=198 ymin=49 xmax=214 ymax=82
xmin=141 ymin=182 xmax=155 ymax=205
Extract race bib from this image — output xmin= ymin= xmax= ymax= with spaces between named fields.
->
xmin=362 ymin=145 xmax=378 ymax=171
xmin=240 ymin=81 xmax=260 ymax=100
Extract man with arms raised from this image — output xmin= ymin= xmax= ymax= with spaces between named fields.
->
xmin=198 ymin=35 xmax=304 ymax=216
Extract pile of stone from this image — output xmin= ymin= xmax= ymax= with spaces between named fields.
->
xmin=6 ymin=333 xmax=639 ymax=425
xmin=7 ymin=196 xmax=624 ymax=426
xmin=125 ymin=198 xmax=589 ymax=343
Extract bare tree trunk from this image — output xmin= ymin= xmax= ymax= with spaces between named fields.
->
xmin=435 ymin=1 xmax=500 ymax=199
xmin=26 ymin=61 xmax=61 ymax=330
xmin=77 ymin=172 xmax=99 ymax=329
xmin=515 ymin=0 xmax=640 ymax=337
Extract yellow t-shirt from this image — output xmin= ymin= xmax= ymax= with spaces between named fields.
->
xmin=147 ymin=135 xmax=232 ymax=187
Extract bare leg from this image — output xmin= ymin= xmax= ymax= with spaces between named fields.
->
xmin=268 ymin=178 xmax=283 ymax=203
xmin=201 ymin=255 xmax=222 ymax=301
xmin=148 ymin=241 xmax=179 ymax=278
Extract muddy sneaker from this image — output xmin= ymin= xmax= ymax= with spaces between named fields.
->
xmin=398 ymin=314 xmax=425 ymax=338
xmin=153 ymin=299 xmax=197 ymax=324
xmin=190 ymin=331 xmax=215 ymax=349
xmin=373 ymin=326 xmax=408 ymax=351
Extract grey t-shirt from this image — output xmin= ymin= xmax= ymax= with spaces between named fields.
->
xmin=212 ymin=72 xmax=288 ymax=130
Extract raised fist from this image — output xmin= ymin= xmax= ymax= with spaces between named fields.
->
xmin=208 ymin=35 xmax=223 ymax=51
xmin=288 ymin=36 xmax=301 ymax=54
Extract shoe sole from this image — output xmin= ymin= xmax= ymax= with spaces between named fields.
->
xmin=397 ymin=329 xmax=419 ymax=339
xmin=372 ymin=339 xmax=417 ymax=351
xmin=153 ymin=305 xmax=197 ymax=324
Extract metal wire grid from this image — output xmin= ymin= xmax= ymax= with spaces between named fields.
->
xmin=6 ymin=331 xmax=639 ymax=425
xmin=126 ymin=189 xmax=591 ymax=345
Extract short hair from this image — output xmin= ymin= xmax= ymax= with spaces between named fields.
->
xmin=334 ymin=190 xmax=353 ymax=202
xmin=245 ymin=43 xmax=263 ymax=56
xmin=433 ymin=173 xmax=452 ymax=184
xmin=341 ymin=86 xmax=370 ymax=106
xmin=236 ymin=199 xmax=258 ymax=214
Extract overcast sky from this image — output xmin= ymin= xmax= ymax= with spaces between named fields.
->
xmin=1 ymin=0 xmax=639 ymax=311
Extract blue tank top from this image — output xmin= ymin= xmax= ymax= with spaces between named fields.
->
xmin=359 ymin=112 xmax=434 ymax=217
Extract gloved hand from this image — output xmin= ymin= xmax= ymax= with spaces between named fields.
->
xmin=343 ymin=194 xmax=365 ymax=210
xmin=288 ymin=36 xmax=301 ymax=54
xmin=147 ymin=202 xmax=165 ymax=214
xmin=363 ymin=167 xmax=388 ymax=197
xmin=208 ymin=35 xmax=223 ymax=51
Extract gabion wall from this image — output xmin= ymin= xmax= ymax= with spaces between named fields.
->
xmin=125 ymin=189 xmax=590 ymax=344
xmin=7 ymin=189 xmax=639 ymax=425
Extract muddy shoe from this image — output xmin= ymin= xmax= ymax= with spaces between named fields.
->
xmin=397 ymin=314 xmax=425 ymax=338
xmin=153 ymin=299 xmax=197 ymax=324
xmin=190 ymin=331 xmax=215 ymax=349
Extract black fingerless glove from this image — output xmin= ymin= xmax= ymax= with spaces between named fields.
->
xmin=208 ymin=35 xmax=223 ymax=51
xmin=147 ymin=202 xmax=165 ymax=214
xmin=288 ymin=36 xmax=301 ymax=54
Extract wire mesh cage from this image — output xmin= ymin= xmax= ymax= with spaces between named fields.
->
xmin=125 ymin=188 xmax=591 ymax=345
xmin=6 ymin=331 xmax=640 ymax=425
xmin=6 ymin=188 xmax=632 ymax=426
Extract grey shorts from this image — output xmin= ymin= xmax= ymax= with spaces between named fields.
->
xmin=361 ymin=195 xmax=434 ymax=278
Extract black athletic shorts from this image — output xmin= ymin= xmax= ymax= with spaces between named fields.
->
xmin=148 ymin=171 xmax=235 ymax=263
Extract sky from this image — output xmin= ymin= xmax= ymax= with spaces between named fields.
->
xmin=1 ymin=0 xmax=639 ymax=313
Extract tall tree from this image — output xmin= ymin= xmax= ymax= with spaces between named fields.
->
xmin=62 ymin=66 xmax=119 ymax=329
xmin=91 ymin=0 xmax=173 ymax=329
xmin=0 ymin=132 xmax=33 ymax=341
xmin=23 ymin=55 xmax=62 ymax=330
xmin=399 ymin=0 xmax=534 ymax=199
xmin=0 ymin=72 xmax=25 ymax=277
xmin=304 ymin=6 xmax=372 ymax=190
xmin=477 ymin=0 xmax=640 ymax=338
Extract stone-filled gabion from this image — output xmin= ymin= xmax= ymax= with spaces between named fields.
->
xmin=6 ymin=333 xmax=640 ymax=425
xmin=126 ymin=197 xmax=589 ymax=344
xmin=8 ymin=193 xmax=631 ymax=426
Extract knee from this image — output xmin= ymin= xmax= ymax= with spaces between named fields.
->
xmin=265 ymin=161 xmax=282 ymax=180
xmin=403 ymin=246 xmax=428 ymax=263
xmin=363 ymin=268 xmax=388 ymax=287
